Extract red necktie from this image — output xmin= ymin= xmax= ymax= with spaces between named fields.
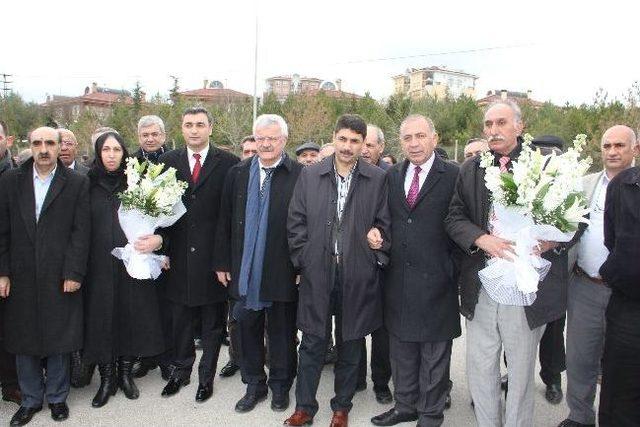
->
xmin=406 ymin=165 xmax=421 ymax=208
xmin=499 ymin=156 xmax=510 ymax=173
xmin=192 ymin=153 xmax=202 ymax=183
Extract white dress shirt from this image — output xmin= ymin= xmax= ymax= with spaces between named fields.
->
xmin=577 ymin=171 xmax=610 ymax=278
xmin=187 ymin=145 xmax=210 ymax=174
xmin=33 ymin=165 xmax=57 ymax=222
xmin=404 ymin=153 xmax=435 ymax=196
xmin=258 ymin=156 xmax=282 ymax=187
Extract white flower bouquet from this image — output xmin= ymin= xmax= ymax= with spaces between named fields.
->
xmin=111 ymin=158 xmax=188 ymax=280
xmin=478 ymin=134 xmax=592 ymax=303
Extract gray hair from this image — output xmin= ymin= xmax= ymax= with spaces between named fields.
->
xmin=253 ymin=114 xmax=288 ymax=137
xmin=138 ymin=115 xmax=165 ymax=134
xmin=368 ymin=124 xmax=385 ymax=145
xmin=485 ymin=99 xmax=522 ymax=124
xmin=400 ymin=114 xmax=436 ymax=135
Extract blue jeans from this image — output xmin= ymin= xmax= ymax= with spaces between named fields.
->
xmin=15 ymin=354 xmax=70 ymax=408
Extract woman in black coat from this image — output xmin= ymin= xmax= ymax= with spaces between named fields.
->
xmin=83 ymin=132 xmax=165 ymax=407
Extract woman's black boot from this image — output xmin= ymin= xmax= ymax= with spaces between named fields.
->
xmin=91 ymin=363 xmax=117 ymax=407
xmin=118 ymin=356 xmax=140 ymax=399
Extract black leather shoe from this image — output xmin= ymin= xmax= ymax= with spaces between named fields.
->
xmin=161 ymin=376 xmax=190 ymax=397
xmin=374 ymin=385 xmax=393 ymax=404
xmin=545 ymin=383 xmax=563 ymax=405
xmin=132 ymin=358 xmax=158 ymax=378
xmin=219 ymin=360 xmax=240 ymax=377
xmin=557 ymin=418 xmax=595 ymax=427
xmin=49 ymin=402 xmax=69 ymax=422
xmin=444 ymin=392 xmax=452 ymax=409
xmin=92 ymin=363 xmax=117 ymax=408
xmin=271 ymin=392 xmax=289 ymax=412
xmin=234 ymin=391 xmax=268 ymax=413
xmin=159 ymin=364 xmax=174 ymax=382
xmin=195 ymin=382 xmax=213 ymax=403
xmin=371 ymin=408 xmax=418 ymax=426
xmin=118 ymin=357 xmax=139 ymax=399
xmin=10 ymin=406 xmax=41 ymax=426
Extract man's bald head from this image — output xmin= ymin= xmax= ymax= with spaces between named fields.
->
xmin=601 ymin=125 xmax=638 ymax=177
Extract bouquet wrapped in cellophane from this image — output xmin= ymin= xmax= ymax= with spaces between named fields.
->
xmin=112 ymin=158 xmax=188 ymax=280
xmin=478 ymin=134 xmax=592 ymax=305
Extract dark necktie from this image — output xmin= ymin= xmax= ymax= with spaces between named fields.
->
xmin=192 ymin=153 xmax=202 ymax=183
xmin=406 ymin=165 xmax=421 ymax=208
xmin=260 ymin=167 xmax=275 ymax=198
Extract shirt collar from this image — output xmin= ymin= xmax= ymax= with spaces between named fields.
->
xmin=408 ymin=152 xmax=435 ymax=175
xmin=258 ymin=154 xmax=284 ymax=170
xmin=187 ymin=144 xmax=209 ymax=160
xmin=333 ymin=159 xmax=358 ymax=180
xmin=33 ymin=164 xmax=57 ymax=182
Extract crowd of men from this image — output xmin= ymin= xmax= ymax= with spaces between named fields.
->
xmin=0 ymin=98 xmax=638 ymax=427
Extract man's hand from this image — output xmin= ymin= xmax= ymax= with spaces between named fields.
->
xmin=216 ymin=271 xmax=231 ymax=287
xmin=134 ymin=235 xmax=163 ymax=254
xmin=63 ymin=280 xmax=81 ymax=293
xmin=0 ymin=276 xmax=10 ymax=298
xmin=532 ymin=240 xmax=560 ymax=256
xmin=475 ymin=234 xmax=516 ymax=261
xmin=161 ymin=257 xmax=171 ymax=270
xmin=367 ymin=227 xmax=383 ymax=250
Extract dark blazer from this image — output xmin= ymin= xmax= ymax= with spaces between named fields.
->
xmin=445 ymin=152 xmax=572 ymax=330
xmin=600 ymin=166 xmax=640 ymax=301
xmin=83 ymin=175 xmax=165 ymax=364
xmin=73 ymin=161 xmax=89 ymax=175
xmin=134 ymin=146 xmax=169 ymax=164
xmin=0 ymin=159 xmax=90 ymax=355
xmin=384 ymin=156 xmax=461 ymax=342
xmin=288 ymin=156 xmax=391 ymax=341
xmin=158 ymin=146 xmax=239 ymax=307
xmin=213 ymin=154 xmax=303 ymax=302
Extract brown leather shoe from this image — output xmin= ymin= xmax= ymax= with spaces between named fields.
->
xmin=2 ymin=388 xmax=22 ymax=405
xmin=329 ymin=410 xmax=348 ymax=427
xmin=283 ymin=409 xmax=313 ymax=426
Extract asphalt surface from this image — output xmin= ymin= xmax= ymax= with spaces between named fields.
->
xmin=0 ymin=325 xmax=575 ymax=426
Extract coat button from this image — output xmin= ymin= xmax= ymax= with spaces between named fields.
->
xmin=190 ymin=247 xmax=196 ymax=253
xmin=407 ymin=218 xmax=412 ymax=224
xmin=327 ymin=221 xmax=331 ymax=226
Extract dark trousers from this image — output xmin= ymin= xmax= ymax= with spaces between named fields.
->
xmin=389 ymin=335 xmax=452 ymax=427
xmin=228 ymin=299 xmax=242 ymax=364
xmin=163 ymin=299 xmax=226 ymax=385
xmin=539 ymin=315 xmax=566 ymax=386
xmin=358 ymin=325 xmax=391 ymax=390
xmin=599 ymin=293 xmax=640 ymax=427
xmin=239 ymin=301 xmax=297 ymax=395
xmin=15 ymin=354 xmax=69 ymax=408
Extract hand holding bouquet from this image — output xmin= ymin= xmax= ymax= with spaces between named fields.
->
xmin=478 ymin=134 xmax=591 ymax=303
xmin=112 ymin=158 xmax=188 ymax=280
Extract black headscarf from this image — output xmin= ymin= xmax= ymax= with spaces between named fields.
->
xmin=88 ymin=131 xmax=129 ymax=193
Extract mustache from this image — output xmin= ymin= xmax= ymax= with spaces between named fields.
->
xmin=488 ymin=136 xmax=505 ymax=142
xmin=37 ymin=154 xmax=50 ymax=159
xmin=338 ymin=150 xmax=354 ymax=156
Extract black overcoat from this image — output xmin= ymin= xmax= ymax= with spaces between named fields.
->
xmin=213 ymin=154 xmax=303 ymax=302
xmin=384 ymin=156 xmax=461 ymax=342
xmin=158 ymin=146 xmax=239 ymax=307
xmin=0 ymin=159 xmax=90 ymax=355
xmin=287 ymin=157 xmax=391 ymax=341
xmin=444 ymin=152 xmax=576 ymax=329
xmin=83 ymin=175 xmax=165 ymax=364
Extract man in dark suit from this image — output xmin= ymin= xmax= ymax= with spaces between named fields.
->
xmin=372 ymin=115 xmax=460 ymax=427
xmin=357 ymin=123 xmax=392 ymax=404
xmin=284 ymin=114 xmax=390 ymax=427
xmin=445 ymin=100 xmax=572 ymax=426
xmin=58 ymin=129 xmax=89 ymax=174
xmin=215 ymin=114 xmax=302 ymax=413
xmin=157 ymin=107 xmax=239 ymax=403
xmin=134 ymin=115 xmax=169 ymax=163
xmin=0 ymin=119 xmax=20 ymax=407
xmin=0 ymin=126 xmax=90 ymax=426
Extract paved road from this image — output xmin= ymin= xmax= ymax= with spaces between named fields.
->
xmin=0 ymin=326 xmax=573 ymax=426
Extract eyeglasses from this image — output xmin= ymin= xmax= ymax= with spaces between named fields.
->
xmin=255 ymin=136 xmax=281 ymax=143
xmin=61 ymin=140 xmax=77 ymax=147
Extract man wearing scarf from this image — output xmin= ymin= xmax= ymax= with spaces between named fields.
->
xmin=215 ymin=114 xmax=302 ymax=414
xmin=134 ymin=115 xmax=169 ymax=164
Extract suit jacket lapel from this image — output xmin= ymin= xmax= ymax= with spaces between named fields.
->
xmin=40 ymin=166 xmax=67 ymax=219
xmin=396 ymin=160 xmax=412 ymax=212
xmin=193 ymin=146 xmax=220 ymax=192
xmin=176 ymin=148 xmax=191 ymax=191
xmin=18 ymin=167 xmax=36 ymax=243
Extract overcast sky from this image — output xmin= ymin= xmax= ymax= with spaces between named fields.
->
xmin=3 ymin=0 xmax=637 ymax=106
